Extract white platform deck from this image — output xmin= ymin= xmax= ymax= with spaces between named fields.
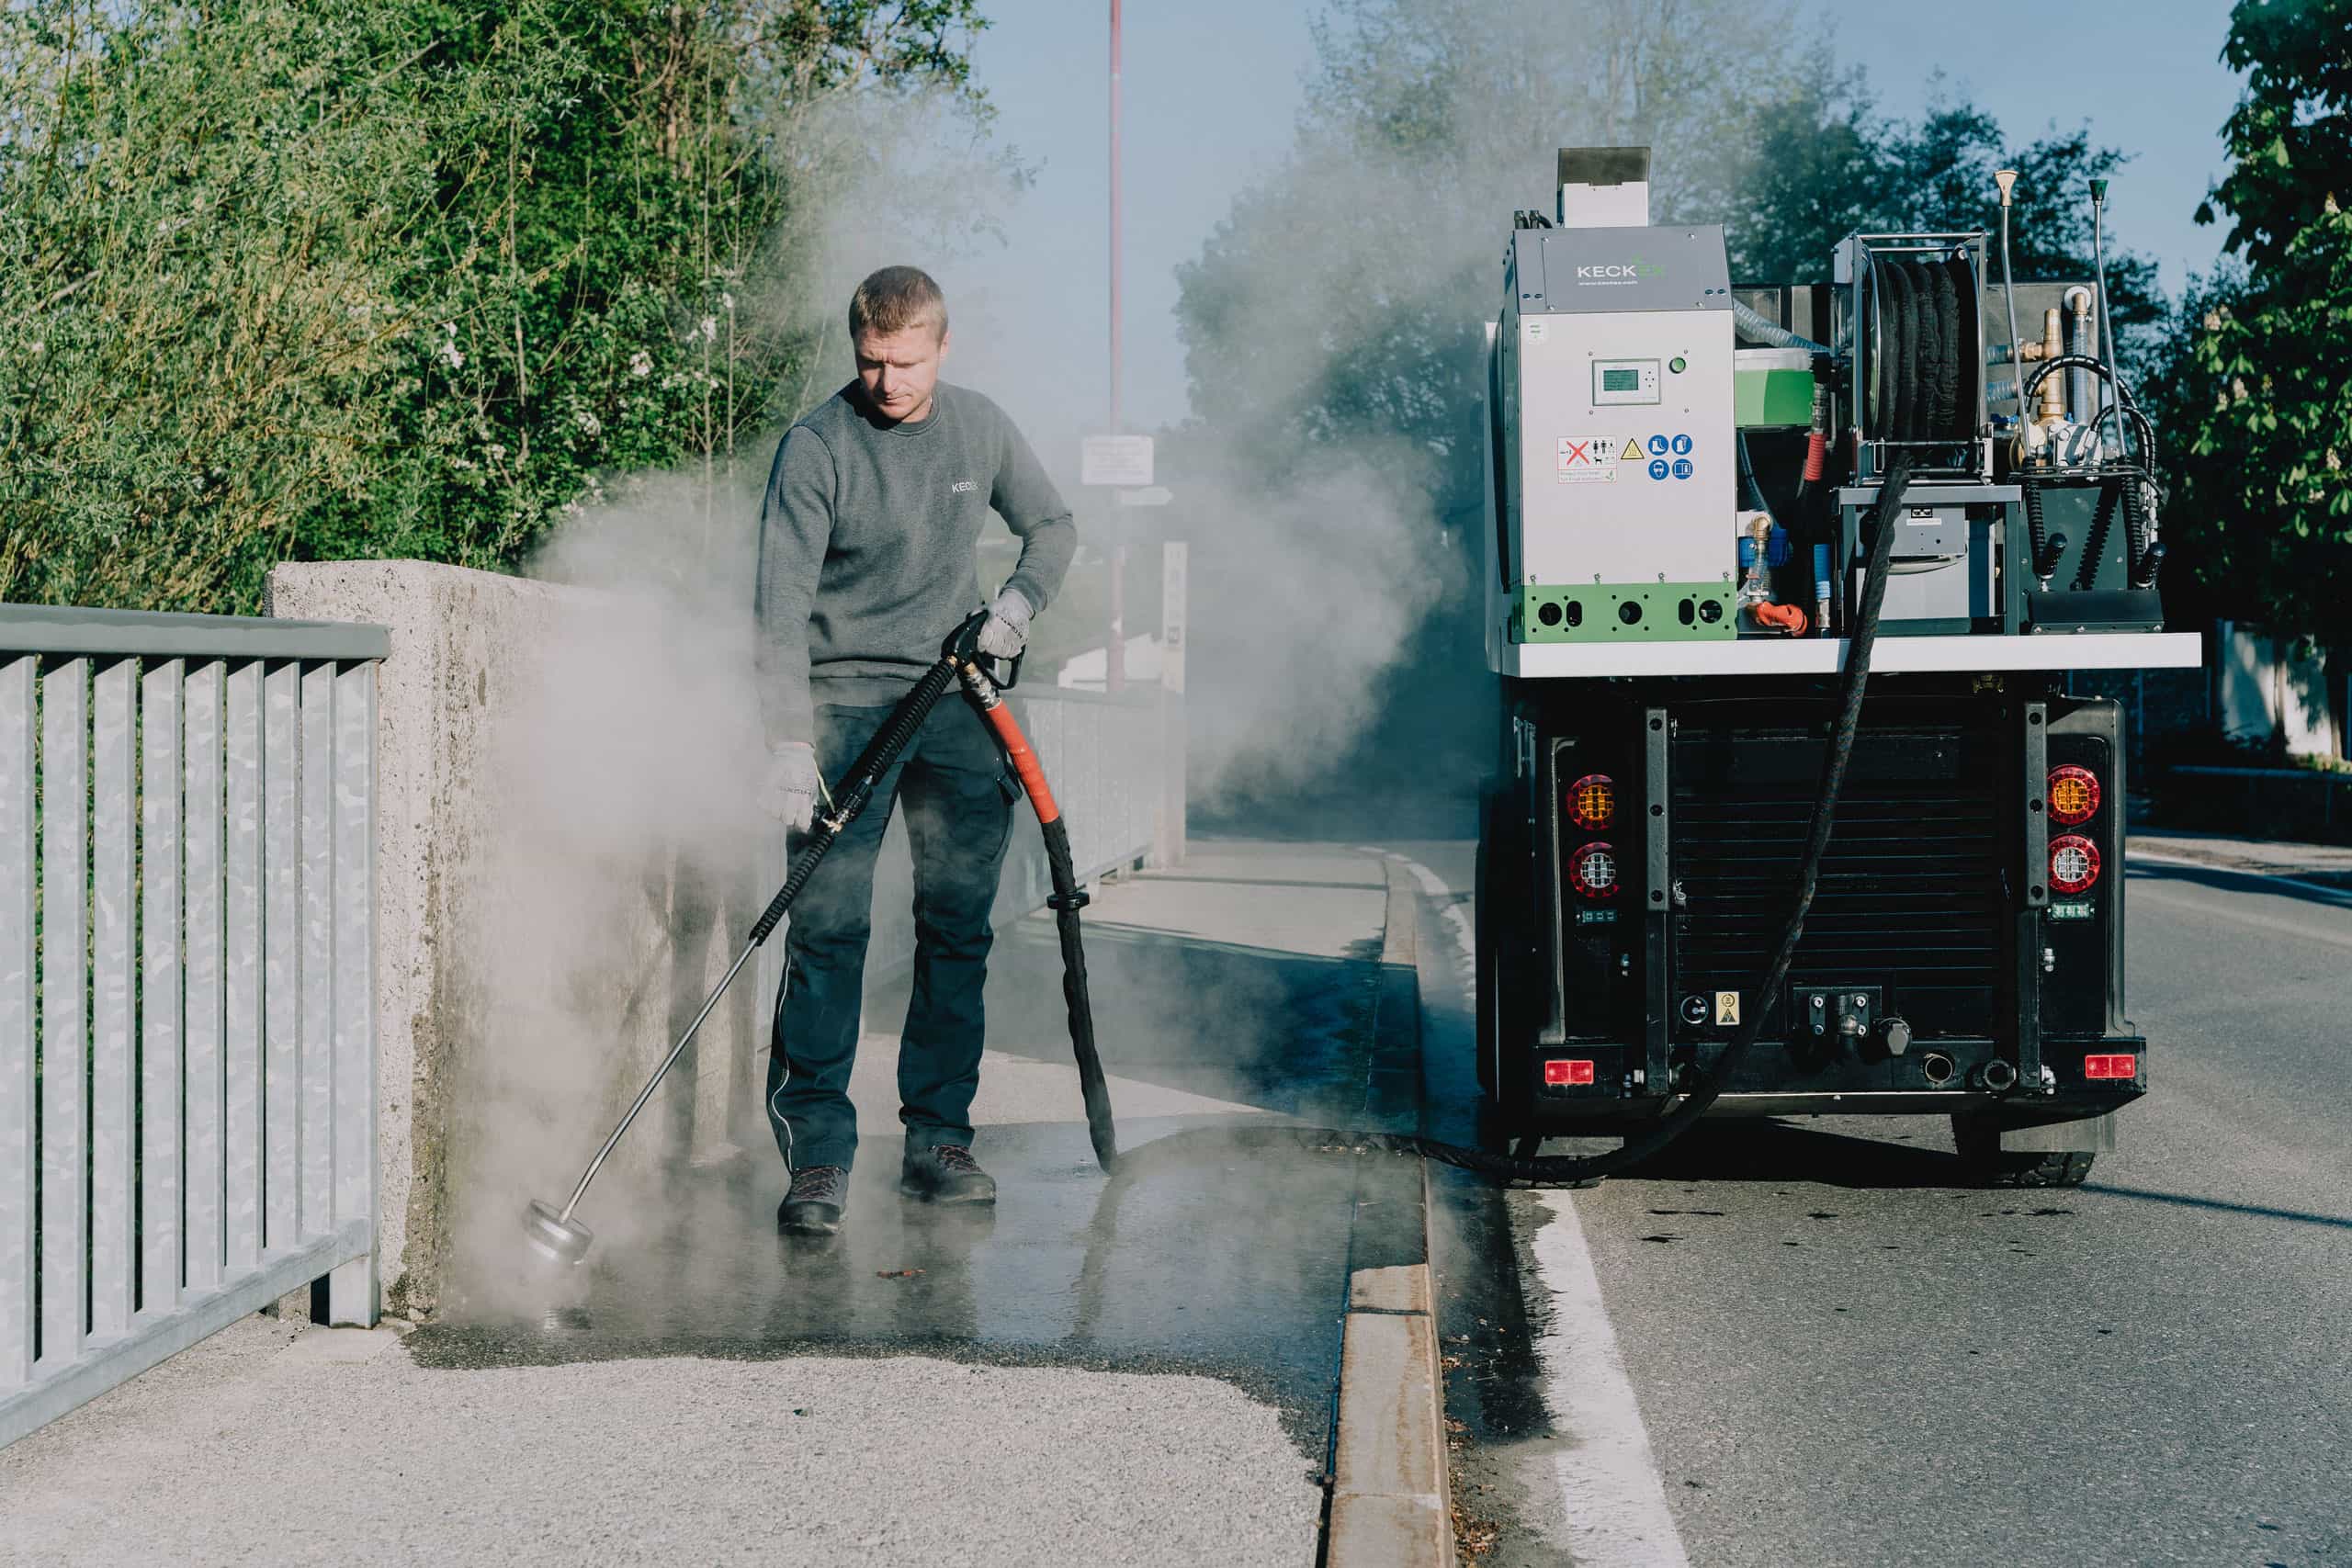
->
xmin=1498 ymin=631 xmax=2202 ymax=681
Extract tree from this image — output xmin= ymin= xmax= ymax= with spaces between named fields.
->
xmin=0 ymin=0 xmax=1004 ymax=613
xmin=2158 ymin=0 xmax=2352 ymax=649
xmin=1716 ymin=83 xmax=2165 ymax=367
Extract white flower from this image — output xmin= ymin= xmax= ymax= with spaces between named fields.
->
xmin=629 ymin=350 xmax=652 ymax=377
xmin=486 ymin=443 xmax=507 ymax=461
xmin=699 ymin=316 xmax=718 ymax=341
xmin=721 ymin=293 xmax=735 ymax=312
xmin=28 ymin=341 xmax=41 ymax=355
xmin=574 ymin=410 xmax=602 ymax=436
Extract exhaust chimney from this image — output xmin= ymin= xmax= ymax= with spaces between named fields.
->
xmin=1558 ymin=146 xmax=1651 ymax=229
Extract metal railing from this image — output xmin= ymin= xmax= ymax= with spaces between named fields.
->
xmin=1 ymin=604 xmax=388 ymax=1449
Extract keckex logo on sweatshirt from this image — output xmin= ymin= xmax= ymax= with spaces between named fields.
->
xmin=952 ymin=479 xmax=978 ymax=493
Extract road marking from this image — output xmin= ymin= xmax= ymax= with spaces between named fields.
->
xmin=1530 ymin=1190 xmax=1693 ymax=1568
xmin=1376 ymin=848 xmax=1691 ymax=1568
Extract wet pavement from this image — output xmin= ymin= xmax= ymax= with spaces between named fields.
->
xmin=0 ymin=842 xmax=1431 ymax=1567
xmin=412 ymin=845 xmax=1423 ymax=1456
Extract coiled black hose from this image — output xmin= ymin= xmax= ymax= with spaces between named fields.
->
xmin=2119 ymin=472 xmax=2158 ymax=588
xmin=2075 ymin=481 xmax=2119 ymax=592
xmin=2023 ymin=479 xmax=2053 ymax=582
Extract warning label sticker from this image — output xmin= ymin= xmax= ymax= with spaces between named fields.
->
xmin=1713 ymin=990 xmax=1742 ymax=1026
xmin=1556 ymin=434 xmax=1629 ymax=484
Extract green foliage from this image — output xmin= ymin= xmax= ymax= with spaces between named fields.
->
xmin=1 ymin=0 xmax=998 ymax=613
xmin=2157 ymin=0 xmax=2352 ymax=647
xmin=1721 ymin=85 xmax=2165 ymax=366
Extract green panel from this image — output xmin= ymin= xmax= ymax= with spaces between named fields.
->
xmin=1511 ymin=583 xmax=1736 ymax=643
xmin=1734 ymin=367 xmax=1815 ymax=428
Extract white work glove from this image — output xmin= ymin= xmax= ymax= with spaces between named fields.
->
xmin=761 ymin=741 xmax=820 ymax=833
xmin=976 ymin=587 xmax=1034 ymax=660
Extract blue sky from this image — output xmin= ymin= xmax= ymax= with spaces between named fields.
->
xmin=937 ymin=0 xmax=2246 ymax=456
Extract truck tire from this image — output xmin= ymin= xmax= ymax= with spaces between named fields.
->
xmin=1951 ymin=1115 xmax=2097 ymax=1188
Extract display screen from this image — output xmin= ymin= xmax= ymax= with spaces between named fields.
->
xmin=1601 ymin=368 xmax=1641 ymax=391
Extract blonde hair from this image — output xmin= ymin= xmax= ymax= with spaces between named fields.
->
xmin=848 ymin=265 xmax=947 ymax=340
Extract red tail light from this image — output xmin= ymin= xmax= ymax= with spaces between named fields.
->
xmin=2049 ymin=834 xmax=2101 ymax=895
xmin=2047 ymin=765 xmax=2101 ymax=826
xmin=2084 ymin=1054 xmax=2137 ymax=1080
xmin=1567 ymin=773 xmax=1616 ymax=831
xmin=1544 ymin=1058 xmax=1597 ymax=1086
xmin=1568 ymin=841 xmax=1619 ymax=898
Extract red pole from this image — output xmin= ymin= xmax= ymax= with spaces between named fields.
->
xmin=1106 ymin=0 xmax=1126 ymax=694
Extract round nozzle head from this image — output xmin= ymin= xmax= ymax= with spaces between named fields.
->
xmin=1995 ymin=168 xmax=2018 ymax=207
xmin=523 ymin=1199 xmax=594 ymax=1268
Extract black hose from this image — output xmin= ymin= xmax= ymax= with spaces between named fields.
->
xmin=1170 ymin=451 xmax=1923 ymax=1187
xmin=2075 ymin=481 xmax=2118 ymax=592
xmin=1928 ymin=260 xmax=1962 ymax=441
xmin=1884 ymin=260 xmax=1917 ymax=442
xmin=2120 ymin=472 xmax=2156 ymax=588
xmin=1039 ymin=816 xmax=1119 ymax=1170
xmin=2023 ymin=478 xmax=2053 ymax=582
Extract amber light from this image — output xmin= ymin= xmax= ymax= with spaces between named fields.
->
xmin=2048 ymin=765 xmax=2102 ymax=826
xmin=1567 ymin=773 xmax=1616 ymax=831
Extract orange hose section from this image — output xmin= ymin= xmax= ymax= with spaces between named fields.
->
xmin=1751 ymin=601 xmax=1810 ymax=637
xmin=979 ymin=702 xmax=1060 ymax=825
xmin=1802 ymin=430 xmax=1828 ymax=482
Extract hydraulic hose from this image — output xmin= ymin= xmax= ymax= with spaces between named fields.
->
xmin=957 ymin=660 xmax=1120 ymax=1172
xmin=1731 ymin=297 xmax=1830 ymax=355
xmin=2023 ymin=478 xmax=2054 ymax=584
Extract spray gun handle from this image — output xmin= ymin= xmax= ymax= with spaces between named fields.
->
xmin=940 ymin=608 xmax=1024 ymax=690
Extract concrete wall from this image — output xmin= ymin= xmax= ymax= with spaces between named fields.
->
xmin=268 ymin=558 xmax=1179 ymax=1319
xmin=2217 ymin=620 xmax=2345 ymax=761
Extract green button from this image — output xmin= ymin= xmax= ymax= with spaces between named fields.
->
xmin=1668 ymin=355 xmax=1688 ymax=374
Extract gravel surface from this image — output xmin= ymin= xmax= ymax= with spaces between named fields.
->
xmin=0 ymin=1316 xmax=1319 ymax=1567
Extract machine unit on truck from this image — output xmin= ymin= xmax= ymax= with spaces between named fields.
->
xmin=1476 ymin=148 xmax=2199 ymax=1186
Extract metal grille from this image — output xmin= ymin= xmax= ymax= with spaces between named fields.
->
xmin=1670 ymin=716 xmax=2005 ymax=1028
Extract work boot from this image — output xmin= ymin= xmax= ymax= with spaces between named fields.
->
xmin=778 ymin=1164 xmax=849 ymax=1235
xmin=899 ymin=1144 xmax=997 ymax=1205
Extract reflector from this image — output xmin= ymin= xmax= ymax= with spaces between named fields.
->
xmin=1544 ymin=1058 xmax=1597 ymax=1086
xmin=2084 ymin=1054 xmax=2137 ymax=1080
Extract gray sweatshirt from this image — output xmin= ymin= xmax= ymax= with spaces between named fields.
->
xmin=753 ymin=381 xmax=1077 ymax=743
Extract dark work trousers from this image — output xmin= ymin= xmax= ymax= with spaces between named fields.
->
xmin=766 ymin=697 xmax=1015 ymax=1175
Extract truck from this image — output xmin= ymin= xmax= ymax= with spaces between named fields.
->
xmin=1475 ymin=148 xmax=2201 ymax=1186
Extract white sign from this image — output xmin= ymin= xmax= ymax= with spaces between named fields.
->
xmin=1114 ymin=485 xmax=1173 ymax=508
xmin=1082 ymin=434 xmax=1154 ymax=488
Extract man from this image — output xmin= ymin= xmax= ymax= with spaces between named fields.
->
xmin=754 ymin=265 xmax=1076 ymax=1237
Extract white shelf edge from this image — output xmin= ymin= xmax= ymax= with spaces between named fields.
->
xmin=1498 ymin=631 xmax=2202 ymax=681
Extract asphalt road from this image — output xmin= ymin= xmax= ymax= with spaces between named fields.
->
xmin=1415 ymin=842 xmax=2352 ymax=1568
